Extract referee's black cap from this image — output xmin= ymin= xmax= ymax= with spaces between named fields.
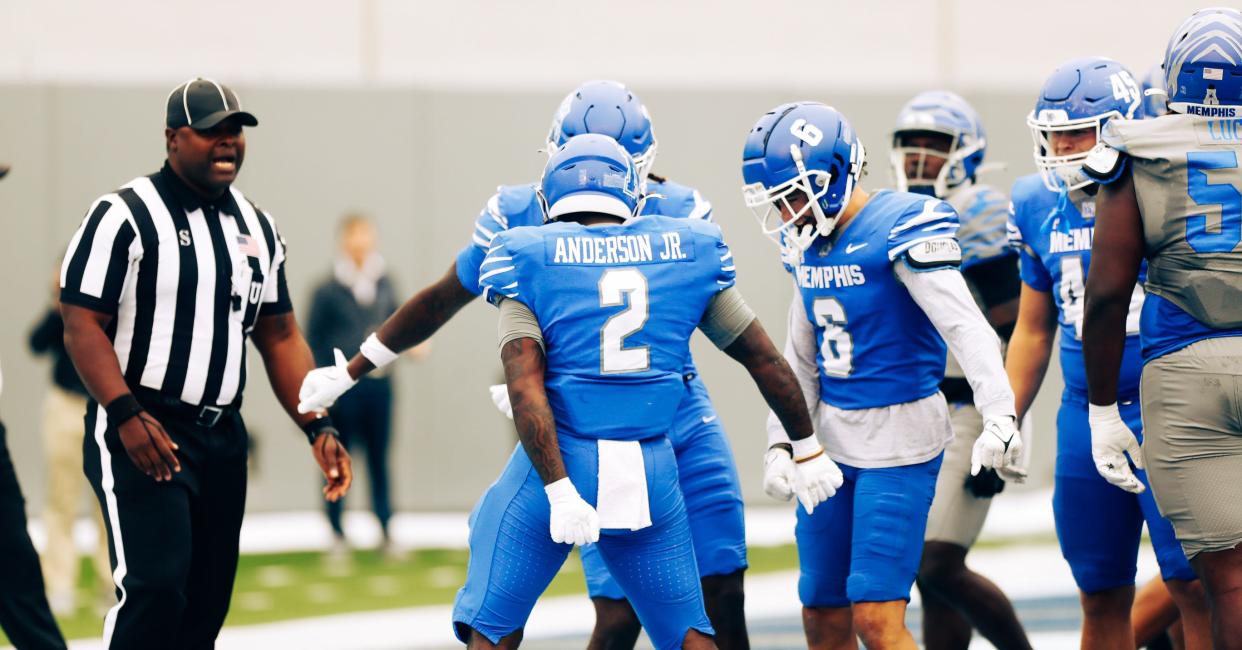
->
xmin=166 ymin=78 xmax=259 ymax=131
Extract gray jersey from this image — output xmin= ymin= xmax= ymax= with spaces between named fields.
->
xmin=1103 ymin=115 xmax=1242 ymax=327
xmin=943 ymin=182 xmax=1011 ymax=379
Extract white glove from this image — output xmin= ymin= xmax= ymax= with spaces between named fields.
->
xmin=971 ymin=415 xmax=1022 ymax=476
xmin=1089 ymin=403 xmax=1145 ymax=494
xmin=545 ymin=477 xmax=600 ymax=546
xmin=791 ymin=437 xmax=844 ymax=515
xmin=297 ymin=349 xmax=358 ymax=414
xmin=489 ymin=384 xmax=514 ymax=419
xmin=996 ymin=465 xmax=1028 ymax=484
xmin=763 ymin=446 xmax=798 ymax=502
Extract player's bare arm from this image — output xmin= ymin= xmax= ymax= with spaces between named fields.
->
xmin=500 ymin=336 xmax=566 ymax=485
xmin=252 ymin=310 xmax=353 ymax=501
xmin=346 ymin=262 xmax=476 ymax=379
xmin=1005 ymin=284 xmax=1059 ymax=420
xmin=62 ymin=302 xmax=180 ymax=481
xmin=1083 ymin=169 xmax=1144 ymax=407
xmin=722 ymin=319 xmax=814 ymax=442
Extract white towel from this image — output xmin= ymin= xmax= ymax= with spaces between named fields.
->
xmin=596 ymin=440 xmax=652 ymax=531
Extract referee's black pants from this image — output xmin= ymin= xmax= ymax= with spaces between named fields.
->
xmin=0 ymin=422 xmax=68 ymax=650
xmin=83 ymin=400 xmax=247 ymax=650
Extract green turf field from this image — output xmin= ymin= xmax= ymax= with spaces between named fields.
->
xmin=20 ymin=544 xmax=804 ymax=642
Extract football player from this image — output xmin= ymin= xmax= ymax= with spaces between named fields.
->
xmin=1082 ymin=8 xmax=1242 ymax=648
xmin=454 ymin=134 xmax=840 ymax=649
xmin=891 ymin=91 xmax=1031 ymax=650
xmin=744 ymin=102 xmax=1019 ymax=649
xmin=1006 ymin=56 xmax=1208 ymax=650
xmin=298 ymin=81 xmax=752 ymax=648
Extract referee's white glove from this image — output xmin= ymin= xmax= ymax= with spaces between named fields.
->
xmin=297 ymin=349 xmax=358 ymax=414
xmin=791 ymin=437 xmax=844 ymax=515
xmin=544 ymin=477 xmax=599 ymax=546
xmin=489 ymin=384 xmax=514 ymax=419
xmin=1089 ymin=403 xmax=1145 ymax=494
xmin=763 ymin=445 xmax=798 ymax=502
xmin=971 ymin=415 xmax=1022 ymax=476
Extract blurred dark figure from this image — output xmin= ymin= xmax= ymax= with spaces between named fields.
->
xmin=0 ymin=163 xmax=69 ymax=649
xmin=307 ymin=215 xmax=412 ymax=561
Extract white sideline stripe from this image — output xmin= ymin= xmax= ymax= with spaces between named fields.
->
xmin=94 ymin=406 xmax=128 ymax=647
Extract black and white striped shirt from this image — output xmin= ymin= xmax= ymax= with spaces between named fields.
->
xmin=60 ymin=163 xmax=292 ymax=408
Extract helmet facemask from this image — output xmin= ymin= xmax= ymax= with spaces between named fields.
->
xmin=743 ymin=144 xmax=848 ymax=255
xmin=890 ymin=128 xmax=982 ymax=198
xmin=1026 ymin=109 xmax=1121 ymax=192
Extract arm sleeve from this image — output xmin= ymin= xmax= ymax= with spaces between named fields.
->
xmin=1007 ymin=202 xmax=1053 ymax=291
xmin=59 ymin=196 xmax=139 ymax=315
xmin=456 ymin=191 xmax=512 ymax=296
xmin=887 ymin=198 xmax=961 ymax=263
xmin=478 ymin=234 xmax=524 ymax=307
xmin=765 ymin=291 xmax=821 ymax=446
xmin=258 ymin=214 xmax=293 ymax=315
xmin=497 ymin=297 xmax=544 ymax=352
xmin=957 ymin=188 xmax=1012 ymax=271
xmin=895 ymin=262 xmax=1016 ymax=420
xmin=697 ymin=286 xmax=756 ymax=349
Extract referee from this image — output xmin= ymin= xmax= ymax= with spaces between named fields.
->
xmin=59 ymin=78 xmax=352 ymax=649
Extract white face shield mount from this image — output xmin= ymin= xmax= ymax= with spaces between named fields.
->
xmin=742 ymin=142 xmax=857 ymax=257
xmin=890 ymin=129 xmax=983 ymax=199
xmin=1026 ymin=108 xmax=1124 ymax=192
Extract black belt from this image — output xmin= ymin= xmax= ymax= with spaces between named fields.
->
xmin=132 ymin=387 xmax=238 ymax=428
xmin=940 ymin=376 xmax=973 ymax=405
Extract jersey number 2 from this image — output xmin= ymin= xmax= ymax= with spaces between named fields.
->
xmin=1186 ymin=151 xmax=1242 ymax=253
xmin=599 ymin=268 xmax=650 ymax=373
xmin=812 ymin=297 xmax=853 ymax=377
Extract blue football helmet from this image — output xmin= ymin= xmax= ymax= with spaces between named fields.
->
xmin=1163 ymin=7 xmax=1242 ymax=116
xmin=1027 ymin=57 xmax=1142 ymax=192
xmin=547 ymin=81 xmax=657 ymax=182
xmin=741 ymin=102 xmax=866 ymax=252
xmin=540 ymin=134 xmax=640 ymax=222
xmin=1141 ymin=64 xmax=1169 ymax=118
xmin=891 ymin=90 xmax=987 ymax=198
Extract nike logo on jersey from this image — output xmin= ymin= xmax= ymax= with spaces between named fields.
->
xmin=845 ymin=242 xmax=869 ymax=254
xmin=1049 ymin=227 xmax=1094 ymax=254
xmin=793 ymin=264 xmax=866 ymax=290
xmin=701 ymin=415 xmax=718 ymax=424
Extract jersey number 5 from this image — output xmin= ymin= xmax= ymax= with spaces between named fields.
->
xmin=599 ymin=268 xmax=650 ymax=373
xmin=812 ymin=297 xmax=853 ymax=377
xmin=1186 ymin=151 xmax=1242 ymax=253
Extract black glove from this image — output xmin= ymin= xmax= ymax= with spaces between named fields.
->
xmin=964 ymin=467 xmax=1006 ymax=498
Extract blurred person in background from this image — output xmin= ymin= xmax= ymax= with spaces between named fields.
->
xmin=306 ymin=214 xmax=406 ymax=561
xmin=0 ymin=162 xmax=68 ymax=649
xmin=29 ymin=269 xmax=114 ymax=616
xmin=1006 ymin=57 xmax=1208 ymax=650
xmin=890 ymin=91 xmax=1030 ymax=650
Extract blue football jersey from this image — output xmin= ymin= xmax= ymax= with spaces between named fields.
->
xmin=1007 ymin=173 xmax=1146 ymax=396
xmin=787 ymin=190 xmax=956 ymax=410
xmin=479 ymin=216 xmax=735 ymax=441
xmin=456 ymin=178 xmax=712 ymax=295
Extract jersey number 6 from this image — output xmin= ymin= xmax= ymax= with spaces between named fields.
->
xmin=813 ymin=297 xmax=853 ymax=377
xmin=599 ymin=268 xmax=650 ymax=373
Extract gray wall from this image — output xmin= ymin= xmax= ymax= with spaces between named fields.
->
xmin=0 ymin=84 xmax=1064 ymax=514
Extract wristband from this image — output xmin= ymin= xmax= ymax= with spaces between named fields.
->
xmin=105 ymin=394 xmax=145 ymax=426
xmin=791 ymin=435 xmax=824 ymax=463
xmin=302 ymin=416 xmax=338 ymax=446
xmin=359 ymin=333 xmax=398 ymax=369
